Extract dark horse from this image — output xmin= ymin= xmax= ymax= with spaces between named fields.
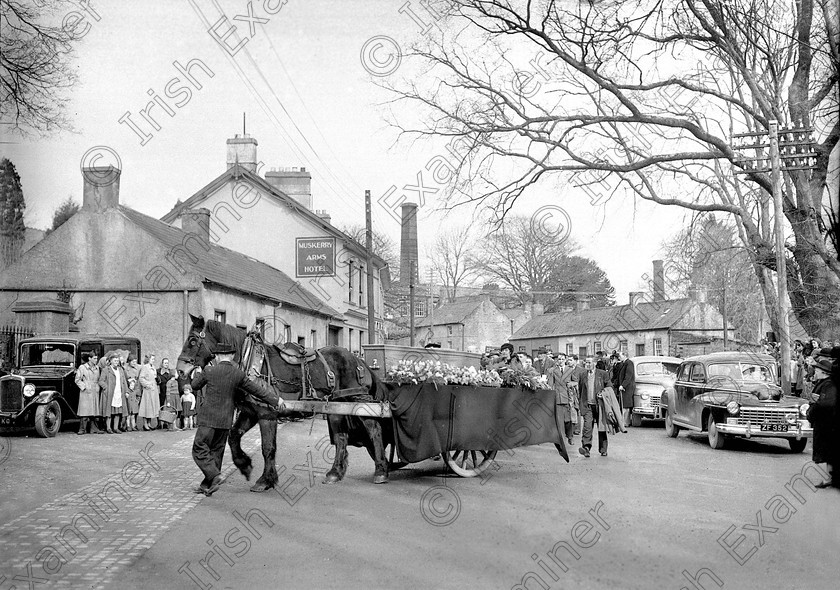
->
xmin=176 ymin=314 xmax=391 ymax=489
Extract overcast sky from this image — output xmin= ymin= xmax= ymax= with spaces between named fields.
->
xmin=0 ymin=0 xmax=695 ymax=303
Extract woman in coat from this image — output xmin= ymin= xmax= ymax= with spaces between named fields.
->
xmin=123 ymin=355 xmax=140 ymax=431
xmin=137 ymin=354 xmax=161 ymax=430
xmin=808 ymin=356 xmax=837 ymax=488
xmin=98 ymin=352 xmax=130 ymax=434
xmin=74 ymin=352 xmax=102 ymax=434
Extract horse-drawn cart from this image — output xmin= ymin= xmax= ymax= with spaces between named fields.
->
xmin=282 ymin=380 xmax=569 ymax=478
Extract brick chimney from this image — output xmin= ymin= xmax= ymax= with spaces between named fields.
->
xmin=399 ymin=203 xmax=419 ymax=285
xmin=265 ymin=167 xmax=312 ymax=209
xmin=226 ymin=134 xmax=258 ymax=173
xmin=182 ymin=208 xmax=211 ymax=244
xmin=82 ymin=166 xmax=121 ymax=210
xmin=575 ymin=295 xmax=590 ymax=312
xmin=315 ymin=209 xmax=332 ymax=225
xmin=652 ymin=260 xmax=666 ymax=301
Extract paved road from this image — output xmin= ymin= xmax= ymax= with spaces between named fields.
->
xmin=1 ymin=419 xmax=837 ymax=590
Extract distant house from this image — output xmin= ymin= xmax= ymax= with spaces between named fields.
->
xmin=510 ymin=292 xmax=738 ymax=359
xmin=405 ymin=296 xmax=512 ymax=352
xmin=0 ymin=166 xmax=339 ymax=360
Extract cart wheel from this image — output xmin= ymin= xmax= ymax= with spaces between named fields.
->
xmin=442 ymin=450 xmax=497 ymax=478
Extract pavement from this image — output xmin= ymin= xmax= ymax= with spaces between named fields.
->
xmin=0 ymin=419 xmax=837 ymax=590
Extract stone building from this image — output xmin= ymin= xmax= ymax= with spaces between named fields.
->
xmin=407 ymin=296 xmax=512 ymax=352
xmin=0 ymin=166 xmax=341 ymax=361
xmin=160 ymin=134 xmax=389 ymax=351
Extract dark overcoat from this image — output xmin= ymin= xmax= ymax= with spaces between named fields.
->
xmin=190 ymin=360 xmax=278 ymax=429
xmin=618 ymin=359 xmax=636 ymax=408
xmin=809 ymin=378 xmax=837 ymax=465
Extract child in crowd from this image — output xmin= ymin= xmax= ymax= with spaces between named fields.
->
xmin=181 ymin=383 xmax=196 ymax=429
xmin=163 ymin=374 xmax=183 ymax=431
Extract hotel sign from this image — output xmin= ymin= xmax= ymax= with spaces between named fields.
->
xmin=296 ymin=237 xmax=336 ymax=277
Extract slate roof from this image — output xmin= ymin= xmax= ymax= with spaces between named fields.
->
xmin=415 ymin=299 xmax=487 ymax=327
xmin=159 ymin=164 xmax=387 ymax=270
xmin=511 ymin=298 xmax=697 ymax=339
xmin=119 ymin=206 xmax=340 ymax=318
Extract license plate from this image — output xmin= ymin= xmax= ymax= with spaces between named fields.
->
xmin=760 ymin=424 xmax=788 ymax=432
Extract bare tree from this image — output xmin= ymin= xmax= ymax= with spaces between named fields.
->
xmin=1 ymin=0 xmax=81 ymax=134
xmin=341 ymin=223 xmax=400 ymax=280
xmin=389 ymin=0 xmax=840 ymax=338
xmin=429 ymin=226 xmax=480 ymax=301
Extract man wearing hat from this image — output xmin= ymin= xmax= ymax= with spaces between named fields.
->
xmin=808 ymin=355 xmax=837 ymax=488
xmin=189 ymin=342 xmax=283 ymax=496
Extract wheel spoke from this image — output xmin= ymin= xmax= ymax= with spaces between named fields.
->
xmin=470 ymin=451 xmax=477 ymax=468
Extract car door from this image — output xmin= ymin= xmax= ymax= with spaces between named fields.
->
xmin=672 ymin=363 xmax=692 ymax=422
xmin=686 ymin=363 xmax=707 ymax=428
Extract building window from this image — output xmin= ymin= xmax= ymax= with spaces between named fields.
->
xmin=399 ymin=302 xmax=408 ymax=317
xmin=359 ymin=266 xmax=364 ymax=306
xmin=635 ymin=343 xmax=645 ymax=357
xmin=284 ymin=324 xmax=292 ymax=343
xmin=653 ymin=338 xmax=662 ymax=356
xmin=310 ymin=330 xmax=317 ymax=348
xmin=566 ymin=343 xmax=574 ymax=355
xmin=415 ymin=300 xmax=426 ymax=317
xmin=448 ymin=326 xmax=453 ymax=336
xmin=594 ymin=341 xmax=602 ymax=353
xmin=579 ymin=346 xmax=588 ymax=358
xmin=214 ymin=310 xmax=226 ymax=323
xmin=619 ymin=340 xmax=628 ymax=355
xmin=347 ymin=262 xmax=354 ymax=302
xmin=447 ymin=340 xmax=453 ymax=349
xmin=297 ymin=336 xmax=306 ymax=346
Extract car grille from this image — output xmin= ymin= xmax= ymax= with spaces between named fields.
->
xmin=1 ymin=379 xmax=23 ymax=412
xmin=737 ymin=408 xmax=795 ymax=426
xmin=649 ymin=395 xmax=661 ymax=407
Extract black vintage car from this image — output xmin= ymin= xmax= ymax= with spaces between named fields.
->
xmin=660 ymin=351 xmax=812 ymax=452
xmin=0 ymin=333 xmax=140 ymax=437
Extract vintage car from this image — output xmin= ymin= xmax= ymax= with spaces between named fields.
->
xmin=661 ymin=351 xmax=811 ymax=452
xmin=628 ymin=355 xmax=682 ymax=426
xmin=0 ymin=333 xmax=140 ymax=437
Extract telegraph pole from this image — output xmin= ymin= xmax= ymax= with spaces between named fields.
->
xmin=733 ymin=120 xmax=816 ymax=394
xmin=365 ymin=190 xmax=375 ymax=344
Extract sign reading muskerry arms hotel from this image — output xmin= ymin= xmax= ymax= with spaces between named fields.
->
xmin=296 ymin=237 xmax=336 ymax=277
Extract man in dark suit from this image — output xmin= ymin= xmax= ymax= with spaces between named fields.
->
xmin=578 ymin=355 xmax=611 ymax=457
xmin=190 ymin=343 xmax=282 ymax=495
xmin=617 ymin=351 xmax=636 ymax=426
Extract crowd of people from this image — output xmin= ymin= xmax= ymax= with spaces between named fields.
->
xmin=74 ymin=352 xmax=196 ymax=435
xmin=482 ymin=344 xmax=633 ymax=458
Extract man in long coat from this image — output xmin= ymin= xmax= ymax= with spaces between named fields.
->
xmin=578 ymin=356 xmax=611 ymax=457
xmin=74 ymin=352 xmax=102 ymax=434
xmin=808 ymin=356 xmax=837 ymax=488
xmin=616 ymin=352 xmax=636 ymax=425
xmin=189 ymin=343 xmax=283 ymax=496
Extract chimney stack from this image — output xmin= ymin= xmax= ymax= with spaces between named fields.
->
xmin=629 ymin=292 xmax=645 ymax=308
xmin=265 ymin=167 xmax=312 ymax=210
xmin=399 ymin=203 xmax=419 ymax=285
xmin=315 ymin=209 xmax=332 ymax=225
xmin=226 ymin=134 xmax=258 ymax=173
xmin=575 ymin=295 xmax=590 ymax=312
xmin=182 ymin=208 xmax=212 ymax=244
xmin=652 ymin=260 xmax=666 ymax=301
xmin=82 ymin=166 xmax=121 ymax=210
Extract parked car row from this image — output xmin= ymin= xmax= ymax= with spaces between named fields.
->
xmin=625 ymin=351 xmax=811 ymax=453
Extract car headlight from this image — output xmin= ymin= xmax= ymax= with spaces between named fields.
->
xmin=640 ymin=393 xmax=650 ymax=400
xmin=799 ymin=403 xmax=809 ymax=417
xmin=726 ymin=401 xmax=739 ymax=415
xmin=23 ymin=383 xmax=36 ymax=397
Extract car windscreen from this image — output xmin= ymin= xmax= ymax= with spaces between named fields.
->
xmin=708 ymin=362 xmax=774 ymax=383
xmin=20 ymin=343 xmax=75 ymax=367
xmin=636 ymin=362 xmax=679 ymax=377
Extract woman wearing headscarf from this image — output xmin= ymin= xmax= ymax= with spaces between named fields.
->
xmin=137 ymin=354 xmax=161 ymax=431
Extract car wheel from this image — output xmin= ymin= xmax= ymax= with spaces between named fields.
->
xmin=788 ymin=438 xmax=808 ymax=453
xmin=631 ymin=413 xmax=642 ymax=427
xmin=664 ymin=410 xmax=680 ymax=438
xmin=34 ymin=401 xmax=62 ymax=438
xmin=707 ymin=415 xmax=725 ymax=449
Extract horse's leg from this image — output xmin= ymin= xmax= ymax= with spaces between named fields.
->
xmin=229 ymin=406 xmax=258 ymax=481
xmin=360 ymin=417 xmax=389 ymax=484
xmin=324 ymin=416 xmax=349 ymax=484
xmin=250 ymin=413 xmax=278 ymax=493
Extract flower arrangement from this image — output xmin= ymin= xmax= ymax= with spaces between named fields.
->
xmin=385 ymin=360 xmax=548 ymax=390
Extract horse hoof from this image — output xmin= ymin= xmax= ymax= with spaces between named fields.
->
xmin=242 ymin=465 xmax=253 ymax=481
xmin=323 ymin=472 xmax=342 ymax=484
xmin=249 ymin=481 xmax=272 ymax=492
xmin=373 ymin=474 xmax=389 ymax=484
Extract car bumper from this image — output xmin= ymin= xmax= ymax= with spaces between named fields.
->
xmin=633 ymin=407 xmax=662 ymax=419
xmin=717 ymin=422 xmax=813 ymax=439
